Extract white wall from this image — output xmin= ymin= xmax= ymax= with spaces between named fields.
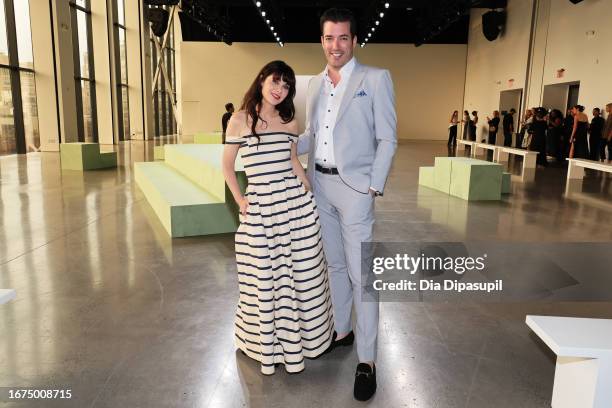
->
xmin=463 ymin=0 xmax=534 ymax=142
xmin=465 ymin=0 xmax=612 ymax=132
xmin=180 ymin=42 xmax=467 ymax=140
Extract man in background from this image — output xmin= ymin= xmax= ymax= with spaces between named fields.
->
xmin=503 ymin=108 xmax=515 ymax=147
xmin=221 ymin=102 xmax=234 ymax=143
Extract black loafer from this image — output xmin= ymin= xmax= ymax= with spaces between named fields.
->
xmin=354 ymin=363 xmax=376 ymax=401
xmin=309 ymin=330 xmax=354 ymax=360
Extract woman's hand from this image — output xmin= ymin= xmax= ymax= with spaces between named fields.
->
xmin=238 ymin=196 xmax=249 ymax=215
xmin=303 ymin=180 xmax=312 ymax=192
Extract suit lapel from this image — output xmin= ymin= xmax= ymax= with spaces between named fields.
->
xmin=308 ymin=73 xmax=324 ymax=131
xmin=336 ymin=62 xmax=366 ymax=124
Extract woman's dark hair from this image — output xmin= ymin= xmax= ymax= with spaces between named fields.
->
xmin=240 ymin=60 xmax=296 ymax=140
xmin=472 ymin=111 xmax=478 ymax=116
xmin=573 ymin=104 xmax=585 ymax=112
xmin=464 ymin=110 xmax=469 ymax=116
xmin=320 ymin=8 xmax=357 ymax=38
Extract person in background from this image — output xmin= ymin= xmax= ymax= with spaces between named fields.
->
xmin=221 ymin=102 xmax=235 ymax=143
xmin=487 ymin=111 xmax=500 ymax=144
xmin=562 ymin=108 xmax=575 ymax=158
xmin=517 ymin=108 xmax=533 ymax=149
xmin=528 ymin=107 xmax=548 ymax=167
xmin=503 ymin=108 xmax=515 ymax=147
xmin=470 ymin=111 xmax=478 ymax=141
xmin=448 ymin=110 xmax=459 ymax=147
xmin=548 ymin=109 xmax=564 ymax=163
xmin=461 ymin=110 xmax=471 ymax=141
xmin=589 ymin=107 xmax=605 ymax=161
xmin=569 ymin=104 xmax=589 ymax=159
xmin=604 ymin=103 xmax=612 ymax=163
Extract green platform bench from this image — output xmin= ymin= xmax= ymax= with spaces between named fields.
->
xmin=419 ymin=157 xmax=510 ymax=201
xmin=60 ymin=143 xmax=117 ymax=170
xmin=135 ymin=144 xmax=246 ymax=237
xmin=194 ymin=132 xmax=223 ymax=144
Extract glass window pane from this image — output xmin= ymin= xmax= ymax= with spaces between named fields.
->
xmin=81 ymin=80 xmax=94 ymax=142
xmin=0 ymin=0 xmax=9 ymax=65
xmin=76 ymin=0 xmax=87 ymax=8
xmin=119 ymin=28 xmax=127 ymax=84
xmin=0 ymin=67 xmax=16 ymax=155
xmin=117 ymin=0 xmax=125 ymax=26
xmin=121 ymin=85 xmax=129 ymax=139
xmin=14 ymin=0 xmax=34 ymax=69
xmin=77 ymin=10 xmax=90 ymax=78
xmin=20 ymin=71 xmax=39 ymax=152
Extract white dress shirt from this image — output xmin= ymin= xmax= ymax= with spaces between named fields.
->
xmin=315 ymin=57 xmax=356 ymax=167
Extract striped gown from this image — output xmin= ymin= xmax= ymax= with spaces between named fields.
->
xmin=226 ymin=131 xmax=334 ymax=375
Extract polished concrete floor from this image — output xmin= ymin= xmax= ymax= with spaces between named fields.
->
xmin=1 ymin=140 xmax=611 ymax=407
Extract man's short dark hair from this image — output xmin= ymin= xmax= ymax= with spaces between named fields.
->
xmin=225 ymin=103 xmax=234 ymax=111
xmin=320 ymin=8 xmax=357 ymax=38
xmin=509 ymin=108 xmax=516 ymax=114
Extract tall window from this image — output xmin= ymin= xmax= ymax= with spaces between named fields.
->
xmin=0 ymin=0 xmax=40 ymax=155
xmin=113 ymin=0 xmax=129 ymax=140
xmin=70 ymin=0 xmax=98 ymax=142
xmin=149 ymin=4 xmax=176 ymax=137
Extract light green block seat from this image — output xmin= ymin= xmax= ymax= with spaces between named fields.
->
xmin=502 ymin=172 xmax=511 ymax=194
xmin=418 ymin=166 xmax=435 ymax=189
xmin=449 ymin=159 xmax=503 ymax=201
xmin=194 ymin=132 xmax=223 ymax=144
xmin=154 ymin=145 xmax=165 ymax=161
xmin=134 ymin=162 xmax=239 ymax=237
xmin=432 ymin=157 xmax=474 ymax=193
xmin=60 ymin=142 xmax=117 ymax=170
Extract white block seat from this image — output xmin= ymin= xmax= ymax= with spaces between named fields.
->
xmin=565 ymin=158 xmax=612 ymax=195
xmin=526 ymin=315 xmax=612 ymax=408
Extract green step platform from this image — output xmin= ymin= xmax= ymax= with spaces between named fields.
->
xmin=154 ymin=145 xmax=165 ymax=161
xmin=194 ymin=132 xmax=223 ymax=144
xmin=135 ymin=144 xmax=246 ymax=237
xmin=419 ymin=157 xmax=510 ymax=201
xmin=60 ymin=143 xmax=117 ymax=170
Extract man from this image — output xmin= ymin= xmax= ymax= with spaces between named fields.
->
xmin=298 ymin=8 xmax=397 ymax=402
xmin=503 ymin=108 xmax=515 ymax=147
xmin=589 ymin=107 xmax=605 ymax=161
xmin=221 ymin=102 xmax=234 ymax=143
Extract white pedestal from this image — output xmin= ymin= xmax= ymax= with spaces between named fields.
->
xmin=526 ymin=315 xmax=612 ymax=408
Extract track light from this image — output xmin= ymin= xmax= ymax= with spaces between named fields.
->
xmin=266 ymin=19 xmax=270 ymax=24
xmin=375 ymin=20 xmax=379 ymax=25
xmin=256 ymin=1 xmax=261 ymax=6
xmin=379 ymin=12 xmax=384 ymax=18
xmin=371 ymin=27 xmax=375 ymax=31
xmin=261 ymin=11 xmax=266 ymax=16
xmin=384 ymin=2 xmax=390 ymax=8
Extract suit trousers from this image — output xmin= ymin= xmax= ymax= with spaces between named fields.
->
xmin=314 ymin=172 xmax=379 ymax=362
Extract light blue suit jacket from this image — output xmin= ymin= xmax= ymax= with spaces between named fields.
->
xmin=298 ymin=60 xmax=397 ymax=194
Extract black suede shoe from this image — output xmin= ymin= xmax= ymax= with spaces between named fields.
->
xmin=354 ymin=363 xmax=376 ymax=401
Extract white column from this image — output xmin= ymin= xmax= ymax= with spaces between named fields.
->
xmin=29 ymin=0 xmax=60 ymax=151
xmin=49 ymin=0 xmax=79 ymax=144
xmin=90 ymin=0 xmax=114 ymax=145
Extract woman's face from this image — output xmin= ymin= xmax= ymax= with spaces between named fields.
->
xmin=260 ymin=74 xmax=290 ymax=107
xmin=571 ymin=107 xmax=578 ymax=116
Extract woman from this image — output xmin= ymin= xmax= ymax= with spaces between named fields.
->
xmin=461 ymin=110 xmax=471 ymax=141
xmin=487 ymin=111 xmax=500 ymax=144
xmin=518 ymin=109 xmax=533 ymax=149
xmin=448 ymin=110 xmax=459 ymax=147
xmin=569 ymin=104 xmax=589 ymax=159
xmin=470 ymin=111 xmax=479 ymax=141
xmin=528 ymin=108 xmax=548 ymax=167
xmin=604 ymin=103 xmax=612 ymax=162
xmin=222 ymin=61 xmax=334 ymax=375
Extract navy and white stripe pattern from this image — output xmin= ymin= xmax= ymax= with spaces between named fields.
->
xmin=227 ymin=132 xmax=334 ymax=375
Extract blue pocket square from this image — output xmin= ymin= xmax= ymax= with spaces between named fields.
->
xmin=354 ymin=89 xmax=367 ymax=98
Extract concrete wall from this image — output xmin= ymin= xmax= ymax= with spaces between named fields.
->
xmin=179 ymin=42 xmax=467 ymax=140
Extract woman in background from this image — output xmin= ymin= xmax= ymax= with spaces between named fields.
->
xmin=470 ymin=111 xmax=478 ymax=141
xmin=448 ymin=110 xmax=459 ymax=147
xmin=461 ymin=110 xmax=471 ymax=141
xmin=528 ymin=108 xmax=548 ymax=167
xmin=569 ymin=104 xmax=589 ymax=159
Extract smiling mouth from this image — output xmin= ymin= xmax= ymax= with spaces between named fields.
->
xmin=271 ymin=93 xmax=281 ymax=101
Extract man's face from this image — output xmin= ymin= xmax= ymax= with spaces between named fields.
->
xmin=593 ymin=109 xmax=600 ymax=117
xmin=321 ymin=21 xmax=356 ymax=70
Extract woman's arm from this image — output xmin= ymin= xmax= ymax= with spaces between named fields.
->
xmin=222 ymin=114 xmax=248 ymax=215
